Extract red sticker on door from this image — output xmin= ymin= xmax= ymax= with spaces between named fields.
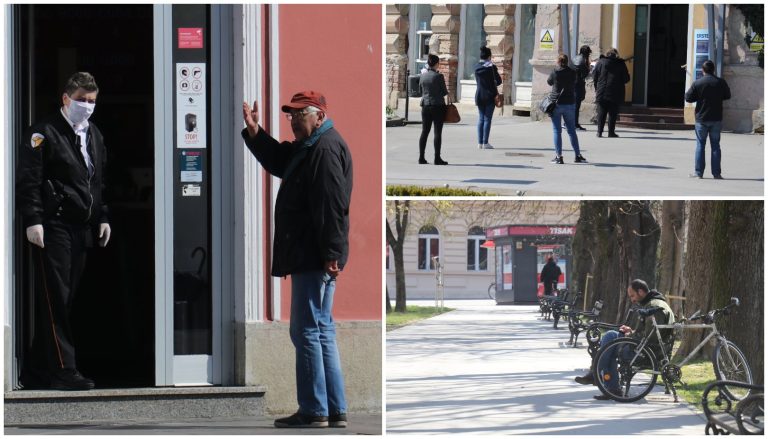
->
xmin=178 ymin=28 xmax=204 ymax=49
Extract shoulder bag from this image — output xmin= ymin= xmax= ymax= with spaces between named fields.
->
xmin=444 ymin=96 xmax=461 ymax=123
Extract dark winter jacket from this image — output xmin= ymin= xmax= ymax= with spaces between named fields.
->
xmin=419 ymin=69 xmax=448 ymax=107
xmin=636 ymin=290 xmax=676 ymax=348
xmin=17 ymin=111 xmax=109 ymax=229
xmin=242 ymin=125 xmax=353 ymax=277
xmin=684 ymin=74 xmax=731 ymax=122
xmin=540 ymin=260 xmax=562 ymax=285
xmin=547 ymin=66 xmax=577 ymax=105
xmin=592 ymin=55 xmax=630 ymax=104
xmin=573 ymin=54 xmax=591 ymax=101
xmin=474 ymin=61 xmax=502 ymax=106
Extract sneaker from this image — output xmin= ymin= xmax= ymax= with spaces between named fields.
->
xmin=478 ymin=144 xmax=484 ymax=149
xmin=434 ymin=158 xmax=449 ymax=165
xmin=575 ymin=155 xmax=588 ymax=163
xmin=274 ymin=412 xmax=329 ymax=428
xmin=596 ymin=133 xmax=603 ymax=138
xmin=713 ymin=175 xmax=723 ymax=180
xmin=574 ymin=373 xmax=594 ymax=385
xmin=50 ymin=369 xmax=95 ymax=391
xmin=688 ymin=173 xmax=703 ymax=179
xmin=593 ymin=393 xmax=614 ymax=401
xmin=576 ymin=125 xmax=587 ymax=131
xmin=418 ymin=158 xmax=428 ymax=164
xmin=607 ymin=133 xmax=619 ymax=138
xmin=483 ymin=143 xmax=495 ymax=149
xmin=329 ymin=413 xmax=348 ymax=428
xmin=550 ymin=156 xmax=564 ymax=164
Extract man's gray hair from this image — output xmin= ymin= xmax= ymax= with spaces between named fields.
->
xmin=64 ymin=72 xmax=99 ymax=95
xmin=305 ymin=106 xmax=327 ymax=117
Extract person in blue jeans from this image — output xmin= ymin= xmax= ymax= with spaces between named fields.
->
xmin=574 ymin=280 xmax=674 ymax=401
xmin=474 ymin=46 xmax=502 ymax=149
xmin=242 ymin=91 xmax=352 ymax=428
xmin=547 ymin=53 xmax=587 ymax=164
xmin=685 ymin=59 xmax=731 ymax=179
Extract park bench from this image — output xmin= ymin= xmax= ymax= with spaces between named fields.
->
xmin=703 ymin=380 xmax=764 ymax=435
xmin=584 ymin=306 xmax=640 ymax=358
xmin=565 ymin=299 xmax=604 ymax=347
xmin=540 ymin=289 xmax=570 ymax=320
xmin=552 ymin=291 xmax=582 ymax=329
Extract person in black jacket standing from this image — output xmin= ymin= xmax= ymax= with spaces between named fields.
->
xmin=573 ymin=45 xmax=592 ymax=131
xmin=540 ymin=256 xmax=562 ymax=296
xmin=418 ymin=54 xmax=449 ymax=165
xmin=547 ymin=54 xmax=588 ymax=164
xmin=242 ymin=91 xmax=352 ymax=429
xmin=474 ymin=46 xmax=502 ymax=149
xmin=17 ymin=72 xmax=111 ymax=391
xmin=592 ymin=48 xmax=630 ymax=138
xmin=684 ymin=60 xmax=731 ymax=179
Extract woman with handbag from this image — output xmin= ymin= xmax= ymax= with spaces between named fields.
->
xmin=418 ymin=54 xmax=449 ymax=165
xmin=546 ymin=53 xmax=587 ymax=164
xmin=474 ymin=46 xmax=502 ymax=149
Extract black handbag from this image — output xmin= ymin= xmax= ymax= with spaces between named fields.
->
xmin=539 ymin=89 xmax=564 ymax=115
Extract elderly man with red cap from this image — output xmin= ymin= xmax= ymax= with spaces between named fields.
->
xmin=242 ymin=92 xmax=352 ymax=429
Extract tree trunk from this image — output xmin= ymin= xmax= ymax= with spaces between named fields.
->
xmin=656 ymin=200 xmax=686 ymax=316
xmin=572 ymin=201 xmax=660 ymax=323
xmin=678 ymin=201 xmax=763 ymax=383
xmin=386 ymin=285 xmax=392 ymax=313
xmin=386 ymin=200 xmax=410 ymax=313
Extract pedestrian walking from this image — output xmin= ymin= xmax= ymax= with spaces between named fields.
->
xmin=242 ymin=91 xmax=352 ymax=429
xmin=418 ymin=54 xmax=449 ymax=165
xmin=684 ymin=59 xmax=731 ymax=179
xmin=573 ymin=45 xmax=592 ymax=131
xmin=592 ymin=48 xmax=630 ymax=138
xmin=17 ymin=72 xmax=111 ymax=391
xmin=474 ymin=46 xmax=502 ymax=149
xmin=547 ymin=53 xmax=587 ymax=164
xmin=540 ymin=255 xmax=561 ymax=296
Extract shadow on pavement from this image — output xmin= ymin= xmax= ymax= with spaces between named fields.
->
xmin=450 ymin=163 xmax=543 ymax=170
xmin=462 ymin=178 xmax=538 ymax=185
xmin=619 ymin=136 xmax=695 ymax=141
xmin=592 ymin=163 xmax=673 ymax=170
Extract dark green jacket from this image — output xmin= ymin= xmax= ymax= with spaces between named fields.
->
xmin=636 ymin=290 xmax=675 ymax=347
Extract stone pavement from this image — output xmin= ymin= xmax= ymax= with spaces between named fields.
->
xmin=386 ymin=109 xmax=764 ymax=196
xmin=4 ymin=413 xmax=382 ymax=435
xmin=386 ymin=300 xmax=707 ymax=435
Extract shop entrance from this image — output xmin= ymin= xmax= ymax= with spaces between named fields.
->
xmin=645 ymin=5 xmax=689 ymax=107
xmin=14 ymin=5 xmax=155 ymax=388
xmin=513 ymin=243 xmax=538 ymax=303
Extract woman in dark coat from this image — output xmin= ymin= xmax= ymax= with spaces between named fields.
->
xmin=418 ymin=54 xmax=449 ymax=165
xmin=592 ymin=48 xmax=630 ymax=137
xmin=474 ymin=46 xmax=502 ymax=149
xmin=573 ymin=45 xmax=592 ymax=131
xmin=547 ymin=53 xmax=587 ymax=164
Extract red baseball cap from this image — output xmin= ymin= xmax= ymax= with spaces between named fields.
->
xmin=281 ymin=91 xmax=328 ymax=113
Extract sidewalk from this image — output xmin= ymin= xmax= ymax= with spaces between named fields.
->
xmin=386 ymin=110 xmax=764 ymax=196
xmin=5 ymin=413 xmax=382 ymax=435
xmin=386 ymin=300 xmax=706 ymax=435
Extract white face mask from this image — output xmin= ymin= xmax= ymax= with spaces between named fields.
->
xmin=66 ymin=98 xmax=96 ymax=125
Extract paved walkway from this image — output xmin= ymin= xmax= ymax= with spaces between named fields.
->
xmin=386 ymin=300 xmax=706 ymax=435
xmin=386 ymin=110 xmax=764 ymax=196
xmin=5 ymin=413 xmax=382 ymax=435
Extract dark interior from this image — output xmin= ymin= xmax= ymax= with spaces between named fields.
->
xmin=646 ymin=5 xmax=689 ymax=107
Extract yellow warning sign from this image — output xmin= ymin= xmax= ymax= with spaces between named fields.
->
xmin=750 ymin=33 xmax=764 ymax=52
xmin=540 ymin=28 xmax=554 ymax=50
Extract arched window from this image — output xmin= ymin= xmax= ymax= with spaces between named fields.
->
xmin=418 ymin=225 xmax=440 ymax=270
xmin=467 ymin=226 xmax=488 ymax=271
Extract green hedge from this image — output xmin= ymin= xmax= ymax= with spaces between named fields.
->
xmin=386 ymin=185 xmax=493 ymax=196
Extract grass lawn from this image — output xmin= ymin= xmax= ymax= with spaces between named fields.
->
xmin=386 ymin=305 xmax=454 ymax=331
xmin=676 ymin=359 xmax=718 ymax=411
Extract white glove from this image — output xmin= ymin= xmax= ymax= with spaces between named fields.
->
xmin=26 ymin=224 xmax=44 ymax=248
xmin=98 ymin=223 xmax=111 ymax=247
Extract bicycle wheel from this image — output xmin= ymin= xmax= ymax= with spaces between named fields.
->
xmin=487 ymin=282 xmax=496 ymax=301
xmin=713 ymin=340 xmax=754 ymax=400
xmin=592 ymin=338 xmax=658 ymax=403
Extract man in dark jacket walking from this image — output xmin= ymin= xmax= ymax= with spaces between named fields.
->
xmin=17 ymin=72 xmax=111 ymax=391
xmin=540 ymin=255 xmax=562 ymax=295
xmin=242 ymin=91 xmax=352 ymax=429
xmin=592 ymin=48 xmax=630 ymax=138
xmin=573 ymin=45 xmax=592 ymax=131
xmin=684 ymin=60 xmax=731 ymax=179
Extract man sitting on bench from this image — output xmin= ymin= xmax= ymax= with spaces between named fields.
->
xmin=573 ymin=279 xmax=675 ymax=400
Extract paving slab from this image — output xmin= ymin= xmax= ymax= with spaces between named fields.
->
xmin=386 ymin=300 xmax=707 ymax=435
xmin=386 ymin=109 xmax=764 ymax=196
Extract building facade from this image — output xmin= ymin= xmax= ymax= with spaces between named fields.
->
xmin=386 ymin=201 xmax=578 ymax=300
xmin=386 ymin=4 xmax=764 ymax=132
xmin=3 ymin=4 xmax=382 ymax=414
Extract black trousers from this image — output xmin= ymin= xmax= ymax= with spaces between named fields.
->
xmin=575 ymin=98 xmax=584 ymax=127
xmin=596 ymin=100 xmax=619 ymax=135
xmin=24 ymin=220 xmax=90 ymax=382
xmin=419 ymin=105 xmax=446 ymax=161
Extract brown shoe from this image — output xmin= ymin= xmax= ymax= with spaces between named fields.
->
xmin=574 ymin=373 xmax=594 ymax=385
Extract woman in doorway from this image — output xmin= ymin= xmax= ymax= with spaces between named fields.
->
xmin=592 ymin=48 xmax=630 ymax=137
xmin=547 ymin=53 xmax=587 ymax=164
xmin=474 ymin=46 xmax=502 ymax=149
xmin=418 ymin=54 xmax=449 ymax=165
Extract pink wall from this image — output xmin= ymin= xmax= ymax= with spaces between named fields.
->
xmin=274 ymin=5 xmax=382 ymax=321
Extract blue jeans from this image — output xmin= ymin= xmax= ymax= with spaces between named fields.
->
xmin=550 ymin=103 xmax=580 ymax=157
xmin=596 ymin=330 xmax=622 ymax=391
xmin=477 ymin=103 xmax=495 ymax=144
xmin=694 ymin=121 xmax=722 ymax=177
xmin=290 ymin=270 xmax=347 ymax=416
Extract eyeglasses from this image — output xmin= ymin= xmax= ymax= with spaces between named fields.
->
xmin=285 ymin=109 xmax=317 ymax=120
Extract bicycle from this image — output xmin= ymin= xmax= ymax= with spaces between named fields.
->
xmin=487 ymin=281 xmax=496 ymax=301
xmin=592 ymin=297 xmax=753 ymax=403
